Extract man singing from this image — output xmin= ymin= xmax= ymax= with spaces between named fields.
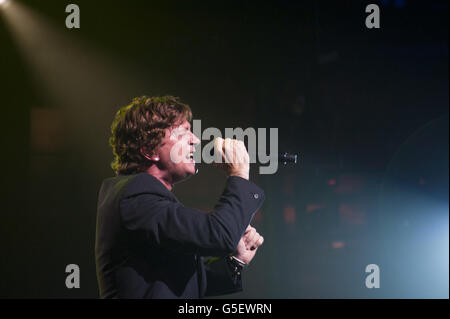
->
xmin=95 ymin=95 xmax=265 ymax=298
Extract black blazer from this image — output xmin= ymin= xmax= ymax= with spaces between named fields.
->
xmin=95 ymin=173 xmax=265 ymax=298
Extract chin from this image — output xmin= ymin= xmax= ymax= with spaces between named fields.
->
xmin=186 ymin=166 xmax=196 ymax=176
xmin=185 ymin=162 xmax=196 ymax=175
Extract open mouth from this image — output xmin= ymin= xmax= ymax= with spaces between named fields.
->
xmin=186 ymin=151 xmax=195 ymax=162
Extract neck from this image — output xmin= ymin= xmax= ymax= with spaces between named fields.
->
xmin=144 ymin=166 xmax=173 ymax=191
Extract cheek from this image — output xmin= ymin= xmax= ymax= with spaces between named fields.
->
xmin=158 ymin=147 xmax=176 ymax=168
xmin=160 ymin=142 xmax=178 ymax=159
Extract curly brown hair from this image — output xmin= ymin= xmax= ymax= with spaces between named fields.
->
xmin=109 ymin=95 xmax=192 ymax=175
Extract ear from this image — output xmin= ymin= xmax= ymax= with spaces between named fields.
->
xmin=140 ymin=147 xmax=160 ymax=162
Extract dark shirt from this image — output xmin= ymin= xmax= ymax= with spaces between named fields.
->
xmin=95 ymin=173 xmax=265 ymax=298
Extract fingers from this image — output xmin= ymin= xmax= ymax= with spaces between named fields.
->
xmin=249 ymin=234 xmax=264 ymax=251
xmin=213 ymin=137 xmax=250 ymax=179
xmin=250 ymin=236 xmax=264 ymax=250
xmin=224 ymin=138 xmax=233 ymax=163
xmin=245 ymin=227 xmax=256 ymax=245
xmin=244 ymin=226 xmax=264 ymax=250
xmin=235 ymin=140 xmax=247 ymax=165
xmin=214 ymin=137 xmax=248 ymax=164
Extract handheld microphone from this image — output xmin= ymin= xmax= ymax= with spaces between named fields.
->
xmin=194 ymin=152 xmax=300 ymax=175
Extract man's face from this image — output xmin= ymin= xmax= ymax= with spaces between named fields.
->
xmin=156 ymin=120 xmax=200 ymax=184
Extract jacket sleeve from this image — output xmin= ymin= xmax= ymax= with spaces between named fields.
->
xmin=119 ymin=176 xmax=265 ymax=256
xmin=204 ymin=256 xmax=244 ymax=297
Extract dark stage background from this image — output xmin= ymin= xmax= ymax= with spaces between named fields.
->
xmin=0 ymin=0 xmax=448 ymax=298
